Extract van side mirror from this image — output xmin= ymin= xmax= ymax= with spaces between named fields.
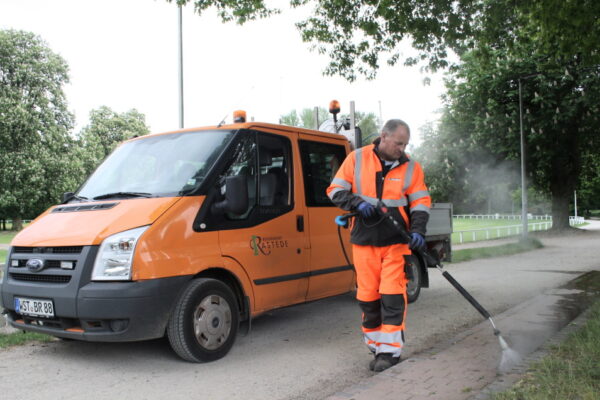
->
xmin=62 ymin=192 xmax=75 ymax=203
xmin=211 ymin=175 xmax=249 ymax=215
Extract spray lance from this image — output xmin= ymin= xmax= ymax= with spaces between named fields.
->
xmin=335 ymin=207 xmax=521 ymax=372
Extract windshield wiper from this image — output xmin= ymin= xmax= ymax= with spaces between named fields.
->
xmin=92 ymin=192 xmax=154 ymax=200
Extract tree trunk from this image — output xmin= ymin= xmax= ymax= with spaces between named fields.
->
xmin=551 ymin=191 xmax=571 ymax=229
xmin=12 ymin=216 xmax=23 ymax=231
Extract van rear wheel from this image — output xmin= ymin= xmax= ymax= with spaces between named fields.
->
xmin=406 ymin=256 xmax=422 ymax=304
xmin=167 ymin=278 xmax=239 ymax=362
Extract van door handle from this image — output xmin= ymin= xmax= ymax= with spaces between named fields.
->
xmin=296 ymin=215 xmax=304 ymax=232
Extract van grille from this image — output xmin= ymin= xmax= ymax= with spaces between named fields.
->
xmin=13 ymin=246 xmax=83 ymax=254
xmin=10 ymin=273 xmax=71 ymax=284
xmin=11 ymin=260 xmax=77 ymax=269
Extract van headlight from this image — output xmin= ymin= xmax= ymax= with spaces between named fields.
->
xmin=92 ymin=226 xmax=149 ymax=281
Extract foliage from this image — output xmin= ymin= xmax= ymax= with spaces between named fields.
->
xmin=280 ymin=109 xmax=301 ymax=127
xmin=170 ymin=1 xmax=600 ymax=81
xmin=0 ymin=30 xmax=151 ymax=228
xmin=577 ymin=152 xmax=600 ymax=217
xmin=76 ymin=106 xmax=150 ymax=177
xmin=0 ymin=30 xmax=75 ymax=229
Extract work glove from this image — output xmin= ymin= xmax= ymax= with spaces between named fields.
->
xmin=409 ymin=232 xmax=425 ymax=250
xmin=357 ymin=202 xmax=376 ymax=218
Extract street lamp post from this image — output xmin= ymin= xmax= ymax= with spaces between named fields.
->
xmin=178 ymin=5 xmax=184 ymax=129
xmin=518 ymin=78 xmax=528 ymax=239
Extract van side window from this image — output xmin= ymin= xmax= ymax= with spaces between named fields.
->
xmin=220 ymin=135 xmax=258 ymax=219
xmin=257 ymin=134 xmax=292 ymax=207
xmin=299 ymin=140 xmax=347 ymax=207
xmin=198 ymin=131 xmax=294 ymax=231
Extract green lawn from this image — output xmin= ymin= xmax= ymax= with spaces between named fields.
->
xmin=452 ymin=217 xmax=552 ymax=243
xmin=0 ymin=230 xmax=17 ymax=244
xmin=493 ymin=299 xmax=600 ymax=399
xmin=0 ymin=332 xmax=54 ymax=348
xmin=449 ymin=238 xmax=543 ymax=263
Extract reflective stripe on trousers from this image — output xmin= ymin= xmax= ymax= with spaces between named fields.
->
xmin=360 ymin=295 xmax=407 ymax=357
xmin=353 ymin=244 xmax=409 ymax=357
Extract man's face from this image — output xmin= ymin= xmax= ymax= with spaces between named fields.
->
xmin=379 ymin=126 xmax=410 ymax=161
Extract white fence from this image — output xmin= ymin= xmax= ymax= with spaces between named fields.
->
xmin=453 ymin=214 xmax=551 ymax=220
xmin=453 ymin=215 xmax=586 ymax=244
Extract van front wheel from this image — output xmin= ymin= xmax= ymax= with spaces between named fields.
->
xmin=167 ymin=278 xmax=239 ymax=362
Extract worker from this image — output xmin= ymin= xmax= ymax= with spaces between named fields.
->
xmin=326 ymin=119 xmax=431 ymax=372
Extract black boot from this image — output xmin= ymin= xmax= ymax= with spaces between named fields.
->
xmin=372 ymin=353 xmax=400 ymax=372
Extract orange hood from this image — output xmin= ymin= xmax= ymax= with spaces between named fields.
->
xmin=11 ymin=197 xmax=181 ymax=247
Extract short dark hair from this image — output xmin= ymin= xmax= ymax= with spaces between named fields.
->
xmin=382 ymin=119 xmax=410 ymax=136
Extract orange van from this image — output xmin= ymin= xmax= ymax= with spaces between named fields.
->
xmin=1 ymin=120 xmax=451 ymax=362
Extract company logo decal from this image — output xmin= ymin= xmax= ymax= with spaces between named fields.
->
xmin=250 ymin=236 xmax=289 ymax=256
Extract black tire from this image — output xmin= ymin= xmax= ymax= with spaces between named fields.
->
xmin=406 ymin=256 xmax=422 ymax=304
xmin=167 ymin=278 xmax=239 ymax=362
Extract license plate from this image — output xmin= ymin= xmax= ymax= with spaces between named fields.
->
xmin=14 ymin=297 xmax=55 ymax=318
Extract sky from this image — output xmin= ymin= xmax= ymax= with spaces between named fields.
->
xmin=1 ymin=0 xmax=447 ymax=146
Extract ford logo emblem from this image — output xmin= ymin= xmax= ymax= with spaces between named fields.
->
xmin=26 ymin=259 xmax=45 ymax=273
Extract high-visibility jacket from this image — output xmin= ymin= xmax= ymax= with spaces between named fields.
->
xmin=327 ymin=139 xmax=431 ymax=246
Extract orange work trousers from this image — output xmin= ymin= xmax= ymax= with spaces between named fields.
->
xmin=353 ymin=243 xmax=410 ymax=357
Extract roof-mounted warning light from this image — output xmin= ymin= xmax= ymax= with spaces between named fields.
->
xmin=233 ymin=110 xmax=247 ymax=123
xmin=329 ymin=100 xmax=341 ymax=125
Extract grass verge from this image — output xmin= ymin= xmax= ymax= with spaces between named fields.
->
xmin=492 ymin=299 xmax=600 ymax=399
xmin=0 ymin=331 xmax=54 ymax=348
xmin=0 ymin=230 xmax=17 ymax=244
xmin=0 ymin=249 xmax=6 ymax=263
xmin=450 ymin=238 xmax=543 ymax=263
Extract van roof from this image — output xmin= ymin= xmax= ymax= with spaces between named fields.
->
xmin=126 ymin=122 xmax=351 ymax=144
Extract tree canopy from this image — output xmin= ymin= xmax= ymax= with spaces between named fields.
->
xmin=0 ymin=29 xmax=75 ymax=230
xmin=76 ymin=106 xmax=150 ymax=176
xmin=170 ymin=0 xmax=600 ymax=81
xmin=0 ymin=30 xmax=152 ymax=229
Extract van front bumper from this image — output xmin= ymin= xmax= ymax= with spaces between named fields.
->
xmin=1 ymin=245 xmax=192 ymax=341
xmin=4 ymin=276 xmax=192 ymax=341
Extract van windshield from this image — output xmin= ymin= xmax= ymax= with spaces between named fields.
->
xmin=77 ymin=130 xmax=235 ymax=200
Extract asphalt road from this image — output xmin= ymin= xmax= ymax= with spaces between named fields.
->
xmin=1 ymin=225 xmax=599 ymax=400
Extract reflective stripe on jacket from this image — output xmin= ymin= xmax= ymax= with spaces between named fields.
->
xmin=326 ymin=142 xmax=431 ymax=246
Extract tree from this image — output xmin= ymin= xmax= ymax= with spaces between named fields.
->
xmin=0 ymin=30 xmax=75 ymax=230
xmin=76 ymin=106 xmax=150 ymax=176
xmin=441 ymin=42 xmax=600 ymax=228
xmin=280 ymin=109 xmax=301 ymax=127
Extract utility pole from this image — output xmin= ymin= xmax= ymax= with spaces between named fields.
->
xmin=177 ymin=5 xmax=184 ymax=129
xmin=574 ymin=190 xmax=578 ymax=218
xmin=518 ymin=78 xmax=528 ymax=239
